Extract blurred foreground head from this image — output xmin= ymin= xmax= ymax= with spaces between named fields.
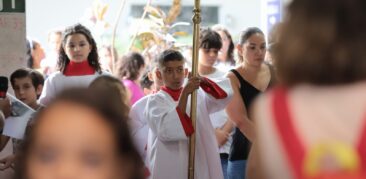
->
xmin=276 ymin=0 xmax=366 ymax=86
xmin=14 ymin=88 xmax=144 ymax=179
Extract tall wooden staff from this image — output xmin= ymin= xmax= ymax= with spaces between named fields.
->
xmin=111 ymin=0 xmax=127 ymax=74
xmin=188 ymin=0 xmax=201 ymax=179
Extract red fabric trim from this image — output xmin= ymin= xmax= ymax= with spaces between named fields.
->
xmin=64 ymin=60 xmax=95 ymax=76
xmin=357 ymin=115 xmax=366 ymax=171
xmin=0 ymin=91 xmax=6 ymax=98
xmin=271 ymin=87 xmax=305 ymax=178
xmin=144 ymin=166 xmax=151 ymax=178
xmin=161 ymin=86 xmax=183 ymax=101
xmin=176 ymin=107 xmax=194 ymax=136
xmin=200 ymin=77 xmax=227 ymax=99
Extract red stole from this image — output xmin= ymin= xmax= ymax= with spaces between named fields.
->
xmin=64 ymin=60 xmax=95 ymax=76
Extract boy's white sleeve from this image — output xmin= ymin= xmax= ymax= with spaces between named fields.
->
xmin=204 ymin=78 xmax=233 ymax=114
xmin=144 ymin=94 xmax=192 ymax=142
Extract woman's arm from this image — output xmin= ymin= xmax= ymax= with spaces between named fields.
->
xmin=225 ymin=72 xmax=255 ymax=141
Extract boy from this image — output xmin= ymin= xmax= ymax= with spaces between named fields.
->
xmin=145 ymin=49 xmax=233 ymax=179
xmin=0 ymin=68 xmax=44 ymax=170
xmin=11 ymin=68 xmax=44 ymax=110
xmin=198 ymin=27 xmax=235 ymax=179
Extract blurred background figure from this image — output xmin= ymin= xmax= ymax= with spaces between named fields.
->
xmin=41 ymin=29 xmax=63 ymax=76
xmin=26 ymin=39 xmax=46 ymax=71
xmin=89 ymin=75 xmax=130 ymax=115
xmin=264 ymin=42 xmax=277 ymax=65
xmin=98 ymin=45 xmax=117 ymax=73
xmin=116 ymin=52 xmax=146 ymax=106
xmin=247 ymin=0 xmax=366 ymax=178
xmin=212 ymin=24 xmax=236 ymax=72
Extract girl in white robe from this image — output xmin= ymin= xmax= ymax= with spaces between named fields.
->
xmin=39 ymin=24 xmax=108 ymax=106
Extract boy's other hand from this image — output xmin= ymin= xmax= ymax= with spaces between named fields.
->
xmin=0 ymin=98 xmax=11 ymax=118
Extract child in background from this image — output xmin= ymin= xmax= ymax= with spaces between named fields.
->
xmin=38 ymin=23 xmax=108 ymax=106
xmin=198 ymin=27 xmax=235 ymax=179
xmin=116 ymin=52 xmax=146 ymax=106
xmin=145 ymin=49 xmax=233 ymax=179
xmin=0 ymin=68 xmax=44 ymax=170
xmin=41 ymin=28 xmax=63 ymax=76
xmin=98 ymin=45 xmax=117 ymax=72
xmin=29 ymin=40 xmax=46 ymax=70
xmin=211 ymin=24 xmax=236 ymax=72
xmin=11 ymin=68 xmax=44 ymax=110
xmin=89 ymin=75 xmax=130 ymax=116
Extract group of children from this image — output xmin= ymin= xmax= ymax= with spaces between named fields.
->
xmin=3 ymin=0 xmax=366 ymax=178
xmin=0 ymin=22 xmax=239 ymax=179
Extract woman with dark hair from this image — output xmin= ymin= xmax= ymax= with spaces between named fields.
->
xmin=212 ymin=24 xmax=236 ymax=72
xmin=247 ymin=0 xmax=366 ymax=178
xmin=225 ymin=27 xmax=276 ymax=179
xmin=38 ymin=24 xmax=108 ymax=106
xmin=14 ymin=88 xmax=145 ymax=179
xmin=116 ymin=52 xmax=145 ymax=106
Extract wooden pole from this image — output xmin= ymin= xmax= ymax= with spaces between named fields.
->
xmin=111 ymin=0 xmax=127 ymax=74
xmin=188 ymin=0 xmax=201 ymax=179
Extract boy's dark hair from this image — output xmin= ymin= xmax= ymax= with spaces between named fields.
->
xmin=199 ymin=27 xmax=222 ymax=50
xmin=157 ymin=49 xmax=185 ymax=69
xmin=10 ymin=68 xmax=44 ymax=92
xmin=14 ymin=88 xmax=145 ymax=179
xmin=58 ymin=23 xmax=101 ymax=73
xmin=116 ymin=52 xmax=145 ymax=81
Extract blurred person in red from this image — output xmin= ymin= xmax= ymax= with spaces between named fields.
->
xmin=247 ymin=0 xmax=366 ymax=178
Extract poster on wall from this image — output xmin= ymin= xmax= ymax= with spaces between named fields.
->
xmin=263 ymin=0 xmax=282 ymax=40
xmin=0 ymin=0 xmax=26 ymax=78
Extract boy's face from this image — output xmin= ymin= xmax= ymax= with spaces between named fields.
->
xmin=199 ymin=48 xmax=219 ymax=67
xmin=12 ymin=77 xmax=42 ymax=107
xmin=156 ymin=60 xmax=187 ymax=90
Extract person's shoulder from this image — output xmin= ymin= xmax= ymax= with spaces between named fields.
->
xmin=225 ymin=67 xmax=242 ymax=86
xmin=132 ymin=94 xmax=153 ymax=108
xmin=148 ymin=91 xmax=172 ymax=104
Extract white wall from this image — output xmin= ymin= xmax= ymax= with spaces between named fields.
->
xmin=26 ymin=0 xmax=280 ymax=51
xmin=128 ymin=0 xmax=262 ymax=39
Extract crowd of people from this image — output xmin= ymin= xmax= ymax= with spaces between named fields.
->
xmin=1 ymin=0 xmax=366 ymax=178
